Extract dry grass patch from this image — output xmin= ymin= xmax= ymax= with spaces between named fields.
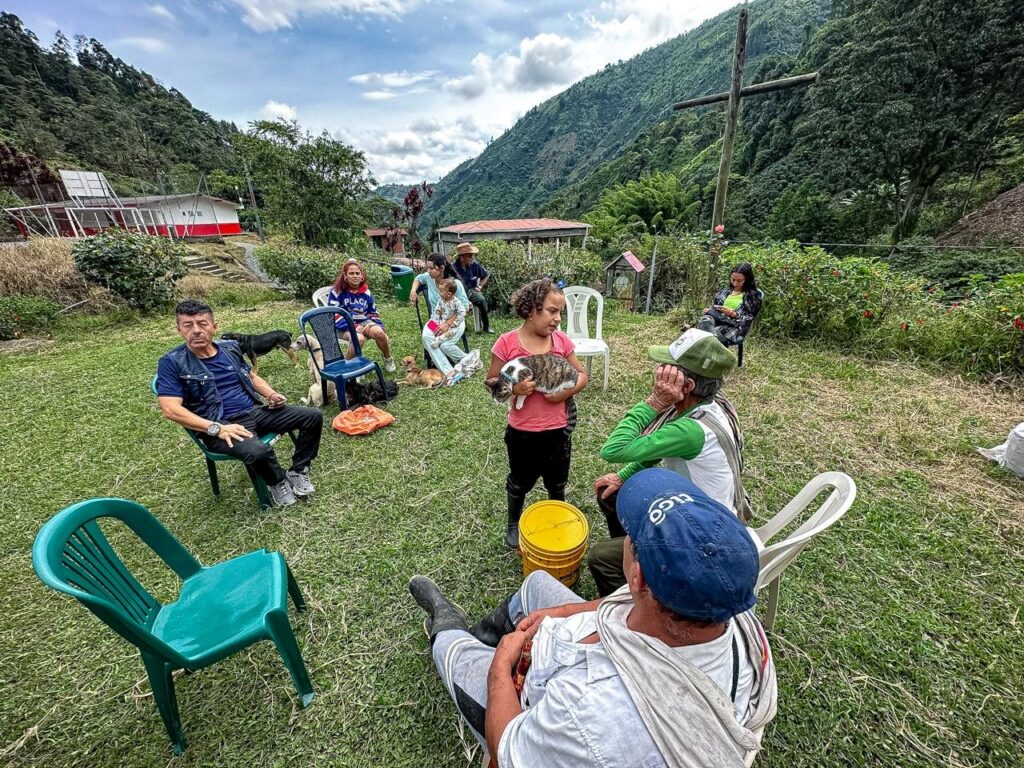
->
xmin=0 ymin=238 xmax=115 ymax=310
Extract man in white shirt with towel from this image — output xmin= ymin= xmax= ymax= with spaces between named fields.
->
xmin=409 ymin=467 xmax=778 ymax=767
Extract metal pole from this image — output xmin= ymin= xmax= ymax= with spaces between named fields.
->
xmin=243 ymin=159 xmax=265 ymax=243
xmin=645 ymin=236 xmax=658 ymax=314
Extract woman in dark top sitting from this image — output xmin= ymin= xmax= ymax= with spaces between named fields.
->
xmin=696 ymin=262 xmax=763 ymax=346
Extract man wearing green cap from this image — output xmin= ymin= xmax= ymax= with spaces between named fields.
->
xmin=589 ymin=328 xmax=747 ymax=595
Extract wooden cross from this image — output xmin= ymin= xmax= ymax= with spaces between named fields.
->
xmin=672 ymin=8 xmax=819 ymax=232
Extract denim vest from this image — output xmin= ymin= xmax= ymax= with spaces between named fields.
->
xmin=163 ymin=340 xmax=261 ymax=422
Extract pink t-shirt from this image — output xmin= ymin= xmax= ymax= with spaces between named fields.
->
xmin=491 ymin=329 xmax=576 ymax=432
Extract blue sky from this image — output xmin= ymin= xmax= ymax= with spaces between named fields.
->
xmin=7 ymin=0 xmax=738 ymax=184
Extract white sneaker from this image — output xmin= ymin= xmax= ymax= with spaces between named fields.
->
xmin=384 ymin=357 xmax=396 ymax=372
xmin=270 ymin=479 xmax=297 ymax=507
xmin=286 ymin=469 xmax=315 ymax=497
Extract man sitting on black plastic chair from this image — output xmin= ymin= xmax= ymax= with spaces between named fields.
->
xmin=156 ymin=299 xmax=323 ymax=508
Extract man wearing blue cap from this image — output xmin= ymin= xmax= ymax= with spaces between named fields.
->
xmin=408 ymin=468 xmax=777 ymax=768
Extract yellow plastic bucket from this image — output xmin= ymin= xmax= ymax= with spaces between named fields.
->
xmin=518 ymin=500 xmax=589 ymax=587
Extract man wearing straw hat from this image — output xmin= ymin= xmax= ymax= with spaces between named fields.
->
xmin=589 ymin=327 xmax=751 ymax=596
xmin=452 ymin=241 xmax=494 ymax=334
xmin=408 ymin=468 xmax=777 ymax=768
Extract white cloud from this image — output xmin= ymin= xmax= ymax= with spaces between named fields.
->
xmin=444 ymin=52 xmax=495 ymax=98
xmin=443 ymin=0 xmax=736 ymax=101
xmin=362 ymin=90 xmax=397 ymax=101
xmin=339 ymin=115 xmax=492 ymax=184
xmin=115 ymin=37 xmax=168 ymax=53
xmin=512 ymin=33 xmax=577 ymax=88
xmin=259 ymin=100 xmax=298 ymax=120
xmin=148 ymin=4 xmax=175 ymax=22
xmin=228 ymin=0 xmax=418 ymax=32
xmin=349 ymin=70 xmax=436 ymax=88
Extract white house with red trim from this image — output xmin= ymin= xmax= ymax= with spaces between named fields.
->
xmin=4 ymin=194 xmax=243 ymax=239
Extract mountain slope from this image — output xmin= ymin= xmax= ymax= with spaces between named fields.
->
xmin=428 ymin=0 xmax=830 ymax=224
xmin=0 ymin=13 xmax=238 ymax=185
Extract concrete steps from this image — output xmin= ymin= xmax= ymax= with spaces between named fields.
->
xmin=183 ymin=255 xmax=259 ymax=283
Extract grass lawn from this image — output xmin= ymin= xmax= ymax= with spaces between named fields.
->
xmin=1 ymin=296 xmax=1022 ymax=767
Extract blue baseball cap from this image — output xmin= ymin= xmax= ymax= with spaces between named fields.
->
xmin=617 ymin=468 xmax=759 ymax=622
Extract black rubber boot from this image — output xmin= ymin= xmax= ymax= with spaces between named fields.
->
xmin=546 ymin=484 xmax=566 ymax=502
xmin=506 ymin=493 xmax=526 ymax=549
xmin=470 ymin=596 xmax=516 ymax=647
xmin=408 ymin=576 xmax=469 ymax=644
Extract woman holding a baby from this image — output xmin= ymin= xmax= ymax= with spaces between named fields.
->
xmin=410 ymin=253 xmax=471 ymax=384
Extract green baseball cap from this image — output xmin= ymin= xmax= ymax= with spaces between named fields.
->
xmin=648 ymin=329 xmax=736 ymax=379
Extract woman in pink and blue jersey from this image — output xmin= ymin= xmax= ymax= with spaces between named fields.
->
xmin=327 ymin=258 xmax=396 ymax=372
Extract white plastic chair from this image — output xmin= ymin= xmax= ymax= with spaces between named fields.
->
xmin=312 ymin=285 xmax=332 ymax=307
xmin=753 ymin=472 xmax=857 ymax=632
xmin=471 ymin=304 xmax=483 ymax=332
xmin=562 ymin=286 xmax=610 ymax=390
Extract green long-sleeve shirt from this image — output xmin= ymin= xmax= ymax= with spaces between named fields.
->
xmin=600 ymin=402 xmax=706 ymax=481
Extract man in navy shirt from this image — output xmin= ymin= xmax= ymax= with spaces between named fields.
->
xmin=453 ymin=242 xmax=493 ymax=334
xmin=156 ymin=299 xmax=323 ymax=507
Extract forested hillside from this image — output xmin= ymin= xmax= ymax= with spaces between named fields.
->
xmin=431 ymin=0 xmax=1024 ymax=252
xmin=427 ymin=0 xmax=829 ymax=224
xmin=0 ymin=13 xmax=237 ymax=187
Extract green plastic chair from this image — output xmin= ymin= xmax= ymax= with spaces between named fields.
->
xmin=150 ymin=376 xmax=283 ymax=510
xmin=32 ymin=497 xmax=314 ymax=754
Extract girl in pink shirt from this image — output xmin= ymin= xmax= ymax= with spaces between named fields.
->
xmin=486 ymin=279 xmax=588 ymax=548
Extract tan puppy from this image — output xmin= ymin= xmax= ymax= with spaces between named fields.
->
xmin=291 ymin=334 xmax=336 ymax=406
xmin=400 ymin=355 xmax=445 ymax=388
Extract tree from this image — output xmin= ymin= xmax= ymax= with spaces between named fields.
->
xmin=234 ymin=120 xmax=375 ymax=246
xmin=804 ymin=0 xmax=1024 ymax=240
xmin=583 ymin=172 xmax=700 ymax=243
xmin=385 ymin=182 xmax=433 ymax=257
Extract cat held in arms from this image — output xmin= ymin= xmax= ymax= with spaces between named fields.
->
xmin=485 ymin=354 xmax=579 ymax=410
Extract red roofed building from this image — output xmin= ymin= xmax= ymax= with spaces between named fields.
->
xmin=364 ymin=227 xmax=407 ymax=254
xmin=435 ymin=218 xmax=590 ymax=257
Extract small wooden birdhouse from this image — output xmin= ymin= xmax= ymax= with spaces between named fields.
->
xmin=604 ymin=250 xmax=645 ymax=310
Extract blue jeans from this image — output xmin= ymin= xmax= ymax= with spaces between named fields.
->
xmin=422 ymin=324 xmax=466 ymax=375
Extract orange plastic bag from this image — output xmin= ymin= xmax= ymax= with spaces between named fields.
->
xmin=331 ymin=404 xmax=396 ymax=435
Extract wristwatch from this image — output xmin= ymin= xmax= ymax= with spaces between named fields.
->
xmin=206 ymin=422 xmax=222 ymax=436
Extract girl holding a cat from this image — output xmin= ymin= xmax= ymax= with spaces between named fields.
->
xmin=486 ymin=278 xmax=588 ymax=548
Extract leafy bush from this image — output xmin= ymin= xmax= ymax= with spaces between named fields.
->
xmin=72 ymin=232 xmax=187 ymax=311
xmin=473 ymin=240 xmax=603 ymax=315
xmin=885 ymin=241 xmax=1024 ymax=292
xmin=0 ymin=295 xmax=60 ymax=340
xmin=615 ymin=232 xmax=712 ymax=315
xmin=256 ymin=242 xmax=339 ymax=300
xmin=710 ymin=241 xmax=1024 ymax=376
xmin=256 ymin=241 xmax=393 ymax=301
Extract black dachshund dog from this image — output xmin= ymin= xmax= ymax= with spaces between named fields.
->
xmin=220 ymin=330 xmax=299 ymax=374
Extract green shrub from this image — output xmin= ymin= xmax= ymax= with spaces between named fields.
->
xmin=72 ymin=232 xmax=187 ymax=311
xmin=473 ymin=240 xmax=603 ymax=315
xmin=615 ymin=233 xmax=711 ymax=315
xmin=256 ymin=241 xmax=394 ymax=302
xmin=0 ymin=295 xmax=60 ymax=340
xmin=713 ymin=241 xmax=1024 ymax=376
xmin=256 ymin=242 xmax=338 ymax=300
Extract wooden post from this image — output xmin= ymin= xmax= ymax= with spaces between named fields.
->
xmin=712 ymin=8 xmax=747 ymax=232
xmin=708 ymin=9 xmax=747 ymax=293
xmin=243 ymin=159 xmax=265 ymax=244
